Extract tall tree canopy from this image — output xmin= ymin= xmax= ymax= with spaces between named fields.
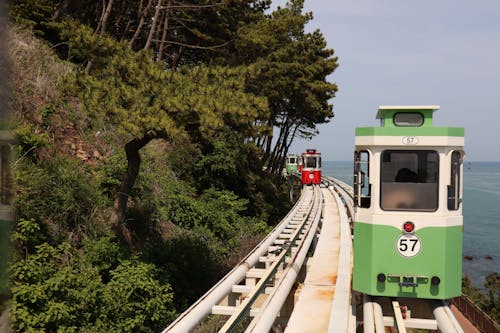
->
xmin=228 ymin=0 xmax=338 ymax=174
xmin=11 ymin=0 xmax=338 ymax=232
xmin=57 ymin=21 xmax=268 ymax=238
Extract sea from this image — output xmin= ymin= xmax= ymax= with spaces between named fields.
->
xmin=322 ymin=161 xmax=500 ymax=288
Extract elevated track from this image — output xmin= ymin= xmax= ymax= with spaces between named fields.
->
xmin=162 ymin=176 xmax=473 ymax=332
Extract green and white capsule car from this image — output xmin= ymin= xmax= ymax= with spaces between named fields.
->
xmin=285 ymin=154 xmax=300 ymax=173
xmin=352 ymin=105 xmax=465 ymax=299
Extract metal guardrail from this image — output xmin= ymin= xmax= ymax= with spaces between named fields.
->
xmin=220 ymin=186 xmax=322 ymax=333
xmin=452 ymin=296 xmax=500 ymax=333
xmin=244 ymin=186 xmax=323 ymax=333
xmin=162 ymin=186 xmax=322 ymax=333
xmin=322 ymin=177 xmax=354 ymax=234
xmin=327 ymin=186 xmax=356 ymax=333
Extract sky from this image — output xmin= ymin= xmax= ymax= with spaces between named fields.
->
xmin=283 ymin=0 xmax=500 ymax=161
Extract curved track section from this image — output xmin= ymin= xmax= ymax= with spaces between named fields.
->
xmin=163 ymin=175 xmax=468 ymax=332
xmin=163 ymin=185 xmax=323 ymax=333
xmin=284 ymin=184 xmax=355 ymax=333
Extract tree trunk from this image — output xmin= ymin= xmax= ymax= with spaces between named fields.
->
xmin=270 ymin=123 xmax=290 ymax=174
xmin=95 ymin=0 xmax=105 ymax=33
xmin=157 ymin=0 xmax=171 ymax=61
xmin=112 ymin=135 xmax=154 ymax=239
xmin=279 ymin=124 xmax=298 ymax=174
xmin=285 ymin=125 xmax=299 ymax=153
xmin=120 ymin=19 xmax=133 ymax=41
xmin=144 ymin=0 xmax=163 ymax=50
xmin=267 ymin=129 xmax=283 ymax=173
xmin=262 ymin=118 xmax=274 ymax=164
xmin=99 ymin=0 xmax=114 ymax=34
xmin=171 ymin=45 xmax=185 ymax=68
xmin=137 ymin=0 xmax=144 ymax=15
xmin=52 ymin=0 xmax=70 ymax=21
xmin=129 ymin=0 xmax=153 ymax=48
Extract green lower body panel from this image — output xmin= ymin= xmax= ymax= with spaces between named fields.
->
xmin=353 ymin=222 xmax=462 ymax=299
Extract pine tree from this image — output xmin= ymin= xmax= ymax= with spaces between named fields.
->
xmin=59 ymin=21 xmax=268 ymax=239
xmin=229 ymin=0 xmax=338 ymax=174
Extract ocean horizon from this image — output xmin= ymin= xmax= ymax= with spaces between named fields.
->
xmin=321 ymin=160 xmax=500 ymax=288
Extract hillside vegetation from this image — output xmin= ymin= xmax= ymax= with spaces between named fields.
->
xmin=7 ymin=0 xmax=338 ymax=331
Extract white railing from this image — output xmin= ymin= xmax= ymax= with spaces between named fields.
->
xmin=162 ymin=186 xmax=321 ymax=333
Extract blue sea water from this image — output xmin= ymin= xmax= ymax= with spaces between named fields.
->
xmin=322 ymin=161 xmax=500 ymax=288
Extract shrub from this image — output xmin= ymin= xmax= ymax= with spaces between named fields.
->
xmin=10 ymin=237 xmax=176 ymax=332
xmin=11 ymin=242 xmax=103 ymax=332
xmin=96 ymin=260 xmax=176 ymax=332
xmin=16 ymin=157 xmax=109 ymax=238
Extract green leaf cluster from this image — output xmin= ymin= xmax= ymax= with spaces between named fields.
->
xmin=52 ymin=20 xmax=268 ymax=144
xmin=11 ymin=220 xmax=176 ymax=332
xmin=462 ymin=274 xmax=500 ymax=323
xmin=16 ymin=157 xmax=109 ymax=238
xmin=229 ymin=0 xmax=339 ymax=173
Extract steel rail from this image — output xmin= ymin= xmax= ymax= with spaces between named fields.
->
xmin=433 ymin=301 xmax=465 ymax=333
xmin=243 ymin=186 xmax=323 ymax=333
xmin=218 ymin=186 xmax=321 ymax=332
xmin=327 ymin=186 xmax=354 ymax=333
xmin=324 ymin=176 xmax=354 ymax=198
xmin=164 ymin=172 xmax=468 ymax=333
xmin=376 ymin=299 xmax=464 ymax=332
xmin=322 ymin=177 xmax=354 ymax=227
xmin=162 ymin=187 xmax=314 ymax=333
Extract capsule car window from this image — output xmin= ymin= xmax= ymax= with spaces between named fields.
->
xmin=380 ymin=150 xmax=439 ymax=211
xmin=393 ymin=112 xmax=424 ymax=127
xmin=305 ymin=157 xmax=316 ymax=168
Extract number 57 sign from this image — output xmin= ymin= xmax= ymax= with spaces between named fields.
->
xmin=396 ymin=234 xmax=422 ymax=257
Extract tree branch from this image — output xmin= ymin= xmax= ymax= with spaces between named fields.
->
xmin=159 ymin=2 xmax=227 ymax=10
xmin=151 ymin=38 xmax=231 ymax=50
xmin=144 ymin=0 xmax=162 ymax=50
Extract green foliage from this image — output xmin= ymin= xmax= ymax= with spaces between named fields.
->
xmin=191 ymin=131 xmax=292 ymax=224
xmin=122 ymin=143 xmax=197 ymax=226
xmin=16 ymin=157 xmax=109 ymax=237
xmin=195 ymin=132 xmax=242 ymax=191
xmin=166 ymin=187 xmax=249 ymax=241
xmin=462 ymin=275 xmax=486 ymax=304
xmin=10 ymin=0 xmax=55 ymax=32
xmin=484 ymin=273 xmax=499 ymax=323
xmin=167 ymin=137 xmax=202 ymax=184
xmin=10 ymin=238 xmax=176 ymax=333
xmin=82 ymin=236 xmax=123 ymax=283
xmin=230 ymin=0 xmax=339 ymax=173
xmin=97 ymin=260 xmax=176 ymax=332
xmin=462 ymin=274 xmax=500 ymax=323
xmin=52 ymin=20 xmax=268 ymax=144
xmin=14 ymin=123 xmax=50 ymax=159
xmin=11 ymin=242 xmax=103 ymax=332
xmin=95 ymin=149 xmax=127 ymax=198
xmin=9 ymin=4 xmax=328 ymax=330
xmin=11 ymin=219 xmax=47 ymax=255
xmin=141 ymin=231 xmax=219 ymax=310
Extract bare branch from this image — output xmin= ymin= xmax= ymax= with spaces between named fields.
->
xmin=152 ymin=39 xmax=232 ymax=50
xmin=100 ymin=0 xmax=114 ymax=35
xmin=158 ymin=2 xmax=228 ymax=10
xmin=158 ymin=0 xmax=172 ymax=61
xmin=144 ymin=0 xmax=163 ymax=50
xmin=129 ymin=0 xmax=153 ymax=48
